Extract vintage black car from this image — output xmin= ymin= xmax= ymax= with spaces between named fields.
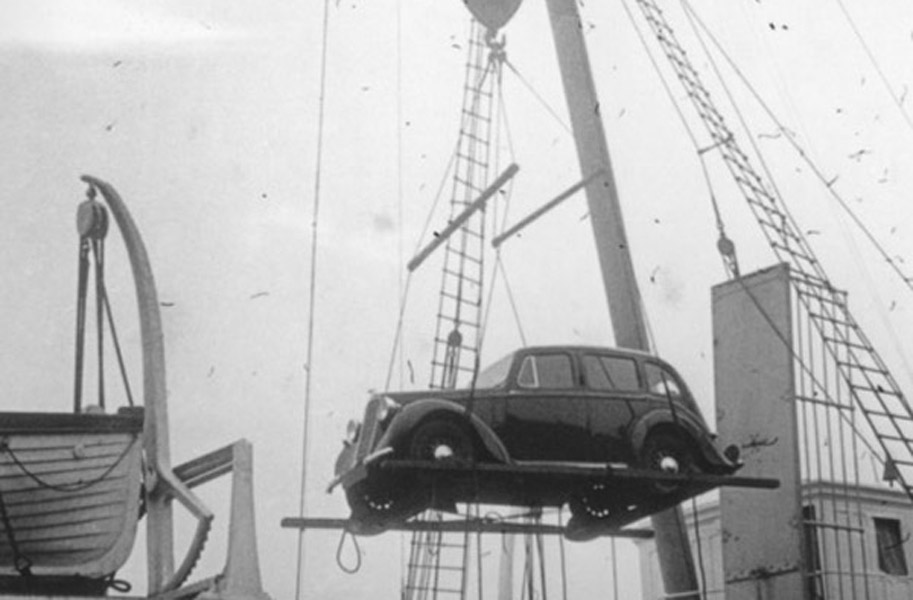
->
xmin=331 ymin=345 xmax=739 ymax=533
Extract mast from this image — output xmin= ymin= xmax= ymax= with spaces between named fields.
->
xmin=542 ymin=1 xmax=700 ymax=598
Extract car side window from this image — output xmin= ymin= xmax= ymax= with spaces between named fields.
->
xmin=645 ymin=363 xmax=683 ymax=400
xmin=583 ymin=355 xmax=640 ymax=391
xmin=516 ymin=354 xmax=574 ymax=389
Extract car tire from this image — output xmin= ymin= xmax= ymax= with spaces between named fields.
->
xmin=346 ymin=480 xmax=425 ymax=527
xmin=409 ymin=418 xmax=475 ymax=464
xmin=639 ymin=430 xmax=697 ymax=493
xmin=569 ymin=482 xmax=621 ymax=522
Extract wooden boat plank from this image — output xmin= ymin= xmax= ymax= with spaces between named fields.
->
xmin=0 ymin=411 xmax=143 ymax=434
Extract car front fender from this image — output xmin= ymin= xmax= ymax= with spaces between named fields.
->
xmin=630 ymin=409 xmax=720 ymax=465
xmin=376 ymin=399 xmax=512 ymax=464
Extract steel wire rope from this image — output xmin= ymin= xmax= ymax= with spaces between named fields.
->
xmin=689 ymin=497 xmax=707 ymax=599
xmin=556 ymin=508 xmax=568 ymax=600
xmin=294 ymin=0 xmax=330 ymax=597
xmin=99 ymin=286 xmax=136 ymax=407
xmin=687 ymin=0 xmax=913 ymax=294
xmin=395 ymin=0 xmax=409 ymax=582
xmin=686 ymin=0 xmax=913 ymax=297
xmin=734 ymin=275 xmax=887 ymax=467
xmin=93 ymin=238 xmax=106 ymax=409
xmin=503 ymin=58 xmax=572 ymax=136
xmin=611 ymin=536 xmax=620 ymax=600
xmin=480 ymin=62 xmax=527 ymax=350
xmin=620 ymin=0 xmax=736 ymax=279
xmin=384 ymin=143 xmax=460 ymax=391
xmin=682 ymin=0 xmax=913 ymax=394
xmin=833 ymin=0 xmax=913 ymax=135
xmin=683 ymin=1 xmax=913 ymax=424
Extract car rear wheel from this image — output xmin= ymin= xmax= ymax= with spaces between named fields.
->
xmin=569 ymin=482 xmax=621 ymax=521
xmin=409 ymin=418 xmax=475 ymax=464
xmin=345 ymin=480 xmax=426 ymax=530
xmin=639 ymin=430 xmax=697 ymax=493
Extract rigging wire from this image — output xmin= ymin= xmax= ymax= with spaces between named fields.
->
xmin=683 ymin=1 xmax=913 ymax=296
xmin=620 ymin=0 xmax=737 ymax=279
xmin=295 ymin=0 xmax=331 ymax=597
xmin=690 ymin=497 xmax=707 ymax=599
xmin=556 ymin=509 xmax=568 ymax=600
xmin=503 ymin=59 xmax=572 ymax=135
xmin=833 ymin=0 xmax=913 ymax=135
xmin=384 ymin=142 xmax=460 ymax=391
xmin=682 ymin=1 xmax=913 ymax=387
xmin=480 ymin=69 xmax=528 ymax=349
xmin=609 ymin=537 xmax=618 ymax=600
xmin=396 ymin=0 xmax=405 ymax=389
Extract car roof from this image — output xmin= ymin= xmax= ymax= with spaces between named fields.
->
xmin=516 ymin=345 xmax=657 ymax=359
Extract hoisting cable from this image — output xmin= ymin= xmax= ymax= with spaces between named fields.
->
xmin=683 ymin=0 xmax=913 ymax=390
xmin=73 ymin=248 xmax=89 ymax=412
xmin=833 ymin=0 xmax=913 ymax=135
xmin=384 ymin=142 xmax=459 ymax=391
xmin=610 ymin=537 xmax=619 ymax=600
xmin=557 ymin=509 xmax=568 ymax=600
xmin=92 ymin=232 xmax=106 ymax=409
xmin=76 ymin=184 xmax=136 ymax=408
xmin=682 ymin=0 xmax=913 ymax=297
xmin=620 ymin=0 xmax=740 ymax=279
xmin=294 ymin=0 xmax=331 ymax=598
xmin=690 ymin=497 xmax=708 ymax=599
xmin=99 ymin=283 xmax=136 ymax=407
xmin=503 ymin=59 xmax=572 ymax=136
xmin=480 ymin=77 xmax=528 ymax=348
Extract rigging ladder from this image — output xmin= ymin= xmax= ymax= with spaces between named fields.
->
xmin=404 ymin=20 xmax=502 ymax=600
xmin=632 ymin=0 xmax=913 ymax=508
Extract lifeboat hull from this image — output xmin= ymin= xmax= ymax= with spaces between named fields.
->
xmin=0 ymin=408 xmax=143 ymax=592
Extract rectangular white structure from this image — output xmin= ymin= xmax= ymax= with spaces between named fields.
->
xmin=713 ymin=263 xmax=808 ymax=599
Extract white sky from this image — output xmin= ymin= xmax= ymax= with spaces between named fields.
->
xmin=1 ymin=0 xmax=913 ymax=598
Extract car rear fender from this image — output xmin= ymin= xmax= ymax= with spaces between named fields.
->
xmin=630 ymin=409 xmax=722 ymax=466
xmin=377 ymin=399 xmax=512 ymax=463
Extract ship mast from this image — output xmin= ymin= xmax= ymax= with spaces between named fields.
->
xmin=542 ymin=0 xmax=700 ymax=597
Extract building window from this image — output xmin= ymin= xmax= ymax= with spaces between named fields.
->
xmin=874 ymin=517 xmax=909 ymax=576
xmin=803 ymin=505 xmax=824 ymax=599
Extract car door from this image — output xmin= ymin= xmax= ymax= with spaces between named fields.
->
xmin=581 ymin=352 xmax=642 ymax=464
xmin=499 ymin=350 xmax=590 ymax=461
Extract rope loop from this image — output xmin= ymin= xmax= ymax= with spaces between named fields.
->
xmin=335 ymin=529 xmax=362 ymax=574
xmin=107 ymin=577 xmax=132 ymax=592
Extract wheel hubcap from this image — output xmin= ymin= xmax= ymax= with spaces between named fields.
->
xmin=432 ymin=443 xmax=454 ymax=460
xmin=659 ymin=456 xmax=680 ymax=473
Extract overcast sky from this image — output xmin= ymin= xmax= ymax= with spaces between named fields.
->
xmin=2 ymin=1 xmax=913 ymax=598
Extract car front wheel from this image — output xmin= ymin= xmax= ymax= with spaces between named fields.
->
xmin=639 ymin=430 xmax=697 ymax=493
xmin=409 ymin=418 xmax=475 ymax=464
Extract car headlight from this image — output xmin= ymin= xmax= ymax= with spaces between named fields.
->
xmin=376 ymin=396 xmax=401 ymax=423
xmin=345 ymin=419 xmax=361 ymax=446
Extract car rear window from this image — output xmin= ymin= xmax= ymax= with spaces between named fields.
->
xmin=517 ymin=354 xmax=574 ymax=389
xmin=645 ymin=363 xmax=684 ymax=400
xmin=583 ymin=355 xmax=640 ymax=391
xmin=475 ymin=352 xmax=514 ymax=388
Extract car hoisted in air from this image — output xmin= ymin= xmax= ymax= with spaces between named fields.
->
xmin=331 ymin=345 xmax=740 ymax=534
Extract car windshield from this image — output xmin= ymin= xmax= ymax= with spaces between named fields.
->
xmin=474 ymin=352 xmax=514 ymax=388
